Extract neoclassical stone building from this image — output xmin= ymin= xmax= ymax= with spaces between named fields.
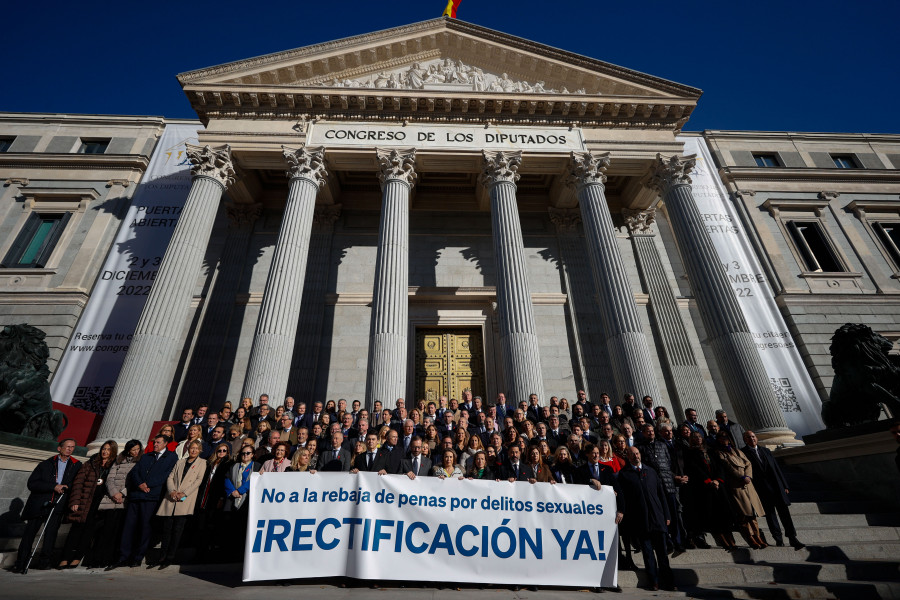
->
xmin=3 ymin=19 xmax=898 ymax=451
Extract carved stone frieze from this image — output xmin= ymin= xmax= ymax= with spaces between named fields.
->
xmin=319 ymin=57 xmax=588 ymax=95
xmin=376 ymin=148 xmax=417 ymax=187
xmin=566 ymin=151 xmax=610 ymax=190
xmin=283 ymin=145 xmax=328 ymax=187
xmin=647 ymin=153 xmax=696 ymax=194
xmin=225 ymin=202 xmax=262 ymax=228
xmin=185 ymin=143 xmax=235 ymax=188
xmin=622 ymin=208 xmax=657 ymax=236
xmin=548 ymin=207 xmax=582 ymax=235
xmin=480 ymin=150 xmax=522 ymax=187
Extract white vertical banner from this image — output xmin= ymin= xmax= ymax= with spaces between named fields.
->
xmin=676 ymin=135 xmax=824 ymax=436
xmin=244 ymin=472 xmax=619 ymax=587
xmin=50 ymin=123 xmax=202 ymax=414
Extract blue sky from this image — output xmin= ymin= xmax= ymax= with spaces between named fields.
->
xmin=3 ymin=0 xmax=898 ymax=133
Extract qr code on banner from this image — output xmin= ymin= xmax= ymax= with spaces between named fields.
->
xmin=770 ymin=378 xmax=801 ymax=413
xmin=71 ymin=386 xmax=114 ymax=415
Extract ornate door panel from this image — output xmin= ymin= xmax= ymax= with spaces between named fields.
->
xmin=415 ymin=328 xmax=485 ymax=402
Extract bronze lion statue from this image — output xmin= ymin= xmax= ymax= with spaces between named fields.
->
xmin=0 ymin=324 xmax=67 ymax=439
xmin=821 ymin=323 xmax=900 ymax=428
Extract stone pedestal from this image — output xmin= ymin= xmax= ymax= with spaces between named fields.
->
xmin=96 ymin=144 xmax=234 ymax=443
xmin=648 ymin=154 xmax=797 ymax=445
xmin=568 ymin=152 xmax=660 ymax=402
xmin=365 ymin=149 xmax=415 ymax=411
xmin=481 ymin=151 xmax=545 ymax=405
xmin=242 ymin=146 xmax=328 ymax=403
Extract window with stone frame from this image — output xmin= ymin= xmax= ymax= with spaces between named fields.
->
xmin=1 ymin=212 xmax=71 ymax=268
xmin=786 ymin=220 xmax=845 ymax=273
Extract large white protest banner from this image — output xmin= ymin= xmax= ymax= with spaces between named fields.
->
xmin=49 ymin=123 xmax=201 ymax=414
xmin=244 ymin=472 xmax=618 ymax=587
xmin=677 ymin=136 xmax=825 ymax=436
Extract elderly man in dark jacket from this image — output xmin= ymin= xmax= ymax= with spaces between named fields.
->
xmin=13 ymin=439 xmax=81 ymax=572
xmin=108 ymin=435 xmax=177 ymax=569
xmin=639 ymin=423 xmax=686 ymax=552
xmin=742 ymin=430 xmax=805 ymax=549
xmin=617 ymin=446 xmax=674 ymax=591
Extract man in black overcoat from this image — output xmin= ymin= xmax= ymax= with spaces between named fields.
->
xmin=13 ymin=439 xmax=81 ymax=572
xmin=616 ymin=446 xmax=674 ymax=591
xmin=741 ymin=430 xmax=805 ymax=549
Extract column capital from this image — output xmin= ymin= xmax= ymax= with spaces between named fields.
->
xmin=480 ymin=150 xmax=522 ymax=187
xmin=622 ymin=208 xmax=657 ymax=236
xmin=283 ymin=145 xmax=328 ymax=187
xmin=376 ymin=148 xmax=417 ymax=188
xmin=647 ymin=153 xmax=696 ymax=194
xmin=225 ymin=202 xmax=262 ymax=228
xmin=566 ymin=151 xmax=610 ymax=190
xmin=186 ymin=143 xmax=235 ymax=188
xmin=313 ymin=204 xmax=342 ymax=230
xmin=548 ymin=207 xmax=582 ymax=234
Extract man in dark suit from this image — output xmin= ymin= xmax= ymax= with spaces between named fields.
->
xmin=13 ymin=438 xmax=81 ymax=572
xmin=526 ymin=394 xmax=542 ymax=423
xmin=351 ymin=432 xmax=382 ymax=473
xmin=376 ymin=429 xmax=404 ymax=474
xmin=597 ymin=393 xmax=614 ymax=420
xmin=319 ymin=431 xmax=352 ymax=472
xmin=172 ymin=408 xmax=194 ymax=442
xmin=437 ymin=409 xmax=456 ymax=438
xmin=500 ymin=445 xmax=529 ymax=481
xmin=400 ymin=437 xmax=432 ymax=479
xmin=681 ymin=408 xmax=704 ymax=436
xmin=339 ymin=412 xmax=358 ymax=441
xmin=641 ymin=396 xmax=656 ymax=425
xmin=299 ymin=400 xmax=324 ymax=430
xmin=617 ymin=446 xmax=674 ymax=591
xmin=574 ymin=444 xmax=618 ymax=490
xmin=110 ymin=435 xmax=178 ymax=569
xmin=742 ymin=430 xmax=804 ymax=549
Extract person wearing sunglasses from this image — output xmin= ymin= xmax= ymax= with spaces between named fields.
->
xmin=194 ymin=442 xmax=233 ymax=556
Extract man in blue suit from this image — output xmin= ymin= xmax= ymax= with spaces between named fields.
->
xmin=108 ymin=435 xmax=177 ymax=569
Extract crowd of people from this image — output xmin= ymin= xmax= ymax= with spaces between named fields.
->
xmin=12 ymin=390 xmax=806 ymax=592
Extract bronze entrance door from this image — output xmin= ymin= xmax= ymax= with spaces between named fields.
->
xmin=415 ymin=328 xmax=485 ymax=403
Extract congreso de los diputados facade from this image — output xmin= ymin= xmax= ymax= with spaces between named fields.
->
xmin=1 ymin=17 xmax=899 ymax=451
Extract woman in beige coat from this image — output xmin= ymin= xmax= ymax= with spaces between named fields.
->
xmin=712 ymin=430 xmax=767 ymax=549
xmin=152 ymin=440 xmax=208 ymax=568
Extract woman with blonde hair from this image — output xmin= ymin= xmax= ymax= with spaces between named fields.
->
xmin=290 ymin=447 xmax=317 ymax=473
xmin=597 ymin=438 xmax=621 ymax=473
xmin=175 ymin=423 xmax=208 ymax=458
xmin=377 ymin=425 xmax=391 ymax=447
xmin=305 ymin=439 xmax=320 ymax=470
xmin=610 ymin=434 xmax=629 ymax=470
xmin=713 ymin=430 xmax=767 ymax=549
xmin=432 ymin=449 xmax=463 ymax=479
xmin=149 ymin=424 xmax=177 ymax=453
xmin=153 ymin=439 xmax=208 ymax=569
xmin=252 ymin=420 xmax=272 ymax=447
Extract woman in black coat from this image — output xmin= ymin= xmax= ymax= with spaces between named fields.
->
xmin=194 ymin=442 xmax=233 ymax=555
xmin=683 ymin=432 xmax=736 ymax=549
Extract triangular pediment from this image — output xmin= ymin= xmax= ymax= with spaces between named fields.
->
xmin=178 ymin=18 xmax=700 ymax=128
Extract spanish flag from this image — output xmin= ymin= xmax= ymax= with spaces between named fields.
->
xmin=442 ymin=0 xmax=461 ymax=18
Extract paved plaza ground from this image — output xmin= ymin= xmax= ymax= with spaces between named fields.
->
xmin=0 ymin=565 xmax=684 ymax=600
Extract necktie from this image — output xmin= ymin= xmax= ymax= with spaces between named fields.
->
xmin=367 ymin=453 xmax=374 ymax=469
xmin=334 ymin=450 xmax=339 ymax=461
xmin=413 ymin=457 xmax=419 ymax=475
xmin=593 ymin=464 xmax=599 ymax=479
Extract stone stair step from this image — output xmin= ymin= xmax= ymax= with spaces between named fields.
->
xmin=789 ymin=500 xmax=889 ymax=515
xmin=667 ymin=543 xmax=900 ymax=564
xmin=680 ymin=580 xmax=900 ymax=599
xmin=788 ymin=490 xmax=859 ymax=503
xmin=753 ymin=525 xmax=900 ymax=543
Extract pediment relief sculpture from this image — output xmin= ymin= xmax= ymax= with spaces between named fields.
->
xmin=321 ymin=57 xmax=588 ymax=95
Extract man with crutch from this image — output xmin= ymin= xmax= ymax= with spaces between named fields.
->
xmin=12 ymin=438 xmax=81 ymax=573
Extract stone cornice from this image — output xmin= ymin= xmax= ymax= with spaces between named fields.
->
xmin=182 ymin=83 xmax=695 ymax=130
xmin=0 ymin=153 xmax=151 ymax=171
xmin=719 ymin=166 xmax=900 ymax=186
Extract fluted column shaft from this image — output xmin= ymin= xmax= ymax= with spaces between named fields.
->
xmin=624 ymin=209 xmax=713 ymax=421
xmin=365 ymin=149 xmax=416 ymax=411
xmin=242 ymin=147 xmax=328 ymax=403
xmin=180 ymin=203 xmax=260 ymax=408
xmin=481 ymin=151 xmax=545 ymax=405
xmin=570 ymin=152 xmax=660 ymax=401
xmin=649 ymin=155 xmax=795 ymax=444
xmin=97 ymin=144 xmax=234 ymax=441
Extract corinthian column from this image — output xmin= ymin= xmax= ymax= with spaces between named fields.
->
xmin=365 ymin=148 xmax=415 ymax=411
xmin=480 ymin=150 xmax=545 ymax=405
xmin=648 ymin=154 xmax=796 ymax=445
xmin=97 ymin=144 xmax=234 ymax=442
xmin=242 ymin=146 xmax=328 ymax=403
xmin=568 ymin=151 xmax=660 ymax=402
